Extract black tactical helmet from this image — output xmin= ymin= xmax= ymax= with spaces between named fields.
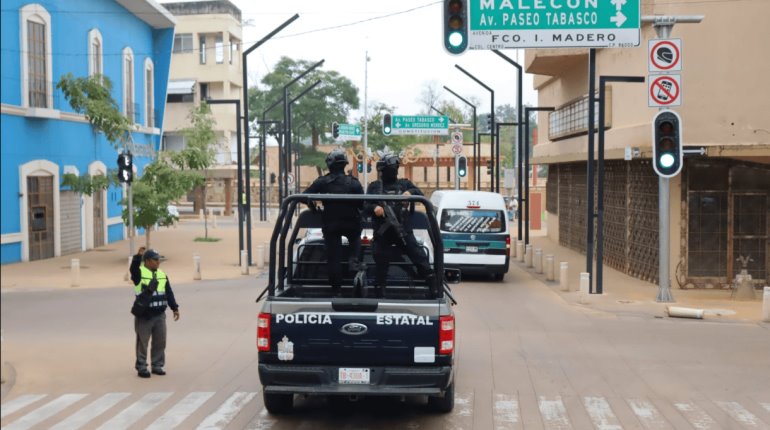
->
xmin=325 ymin=148 xmax=349 ymax=169
xmin=376 ymin=153 xmax=400 ymax=171
xmin=143 ymin=249 xmax=161 ymax=261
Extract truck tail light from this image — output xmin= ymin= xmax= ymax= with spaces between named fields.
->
xmin=439 ymin=315 xmax=455 ymax=355
xmin=505 ymin=235 xmax=511 ymax=256
xmin=257 ymin=312 xmax=271 ymax=352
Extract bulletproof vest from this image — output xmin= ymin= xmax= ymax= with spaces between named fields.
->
xmin=375 ymin=179 xmax=410 ymax=224
xmin=318 ymin=174 xmax=361 ymax=227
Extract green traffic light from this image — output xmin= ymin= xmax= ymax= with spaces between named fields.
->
xmin=448 ymin=31 xmax=464 ymax=48
xmin=659 ymin=153 xmax=675 ymax=168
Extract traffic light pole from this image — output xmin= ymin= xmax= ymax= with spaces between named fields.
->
xmin=442 ymin=86 xmax=477 ymax=190
xmin=455 ymin=65 xmax=494 ymax=192
xmin=128 ymin=183 xmax=134 ymax=255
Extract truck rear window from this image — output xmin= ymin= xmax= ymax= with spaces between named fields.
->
xmin=440 ymin=209 xmax=505 ymax=233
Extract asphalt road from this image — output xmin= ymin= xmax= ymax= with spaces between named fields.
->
xmin=2 ymin=267 xmax=769 ymax=429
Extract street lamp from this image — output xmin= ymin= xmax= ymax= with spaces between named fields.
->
xmin=287 ymin=79 xmax=322 ymax=193
xmin=524 ymin=106 xmax=554 ymax=245
xmin=261 ymin=97 xmax=285 ymax=221
xmin=455 ymin=64 xmax=495 ymax=192
xmin=442 ymin=86 xmax=476 ymax=190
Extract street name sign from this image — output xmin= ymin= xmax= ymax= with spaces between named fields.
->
xmin=467 ymin=0 xmax=641 ymax=49
xmin=336 ymin=123 xmax=361 ymax=141
xmin=390 ymin=115 xmax=449 ymax=136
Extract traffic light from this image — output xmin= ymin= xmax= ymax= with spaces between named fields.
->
xmin=486 ymin=159 xmax=493 ymax=175
xmin=367 ymin=161 xmax=372 ymax=173
xmin=357 ymin=161 xmax=364 ymax=173
xmin=443 ymin=0 xmax=468 ymax=55
xmin=332 ymin=122 xmax=339 ymax=139
xmin=652 ymin=110 xmax=683 ymax=178
xmin=117 ymin=152 xmax=133 ymax=183
xmin=270 ymin=172 xmax=276 ymax=184
xmin=457 ymin=156 xmax=467 ymax=177
xmin=383 ymin=113 xmax=392 ymax=136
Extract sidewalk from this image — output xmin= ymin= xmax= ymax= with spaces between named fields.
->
xmin=1 ymin=218 xmax=766 ymax=324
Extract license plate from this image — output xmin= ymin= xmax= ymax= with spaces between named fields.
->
xmin=466 ymin=245 xmax=478 ymax=253
xmin=339 ymin=368 xmax=370 ymax=384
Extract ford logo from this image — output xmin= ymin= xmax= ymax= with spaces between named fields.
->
xmin=340 ymin=323 xmax=368 ymax=336
xmin=470 ymin=234 xmax=476 ymax=240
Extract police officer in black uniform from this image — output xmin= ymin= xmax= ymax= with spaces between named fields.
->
xmin=304 ymin=149 xmax=364 ymax=295
xmin=365 ymin=154 xmax=435 ymax=298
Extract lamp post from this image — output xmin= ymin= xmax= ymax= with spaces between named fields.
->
xmin=492 ymin=50 xmax=524 ymax=239
xmin=287 ymin=79 xmax=322 ymax=193
xmin=442 ymin=86 xmax=476 ymax=190
xmin=261 ymin=97 xmax=285 ymax=221
xmin=363 ymin=52 xmax=371 ymax=189
xmin=242 ymin=14 xmax=299 ymax=265
xmin=524 ymin=106 xmax=554 ymax=245
xmin=455 ymin=64 xmax=495 ymax=192
xmin=205 ymin=98 xmax=242 ymax=260
xmin=430 ymin=106 xmax=452 ymax=192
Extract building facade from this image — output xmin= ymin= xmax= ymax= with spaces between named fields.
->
xmin=0 ymin=0 xmax=175 ymax=264
xmin=161 ymin=0 xmax=243 ymax=165
xmin=530 ymin=0 xmax=770 ymax=288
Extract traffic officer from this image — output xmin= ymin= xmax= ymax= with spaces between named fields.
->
xmin=130 ymin=247 xmax=180 ymax=378
xmin=365 ymin=154 xmax=435 ymax=298
xmin=303 ymin=148 xmax=365 ymax=296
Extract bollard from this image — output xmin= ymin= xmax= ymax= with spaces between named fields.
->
xmin=525 ymin=245 xmax=533 ymax=268
xmin=256 ymin=245 xmax=265 ymax=270
xmin=545 ymin=255 xmax=555 ymax=281
xmin=516 ymin=241 xmax=525 ymax=262
xmin=71 ymin=258 xmax=80 ymax=287
xmin=763 ymin=287 xmax=770 ymax=323
xmin=264 ymin=241 xmax=270 ymax=265
xmin=560 ymin=262 xmax=569 ymax=291
xmin=666 ymin=306 xmax=704 ymax=319
xmin=534 ymin=248 xmax=543 ymax=274
xmin=193 ymin=254 xmax=202 ymax=280
xmin=124 ymin=256 xmax=132 ymax=282
xmin=199 ymin=209 xmax=204 ymax=220
xmin=240 ymin=250 xmax=249 ymax=275
xmin=212 ymin=214 xmax=218 ymax=229
xmin=579 ymin=272 xmax=590 ymax=304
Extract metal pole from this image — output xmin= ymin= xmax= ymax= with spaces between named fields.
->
xmin=128 ymin=182 xmax=134 ymax=255
xmin=260 ymin=113 xmax=266 ymax=221
xmin=442 ymin=86 xmax=477 ymax=191
xmin=363 ymin=51 xmax=369 ymax=189
xmin=524 ymin=107 xmax=554 ymax=246
xmin=586 ymin=48 xmax=596 ymax=291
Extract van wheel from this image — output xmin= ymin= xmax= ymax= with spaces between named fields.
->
xmin=493 ymin=273 xmax=505 ymax=281
xmin=428 ymin=382 xmax=455 ymax=413
xmin=263 ymin=392 xmax=293 ymax=414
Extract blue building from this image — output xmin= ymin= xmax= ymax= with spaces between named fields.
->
xmin=1 ymin=1 xmax=175 ymax=263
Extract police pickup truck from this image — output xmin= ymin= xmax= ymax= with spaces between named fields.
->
xmin=256 ymin=194 xmax=458 ymax=414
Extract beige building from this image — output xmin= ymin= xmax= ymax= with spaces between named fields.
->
xmin=162 ymin=0 xmax=243 ymax=165
xmin=529 ymin=0 xmax=770 ymax=288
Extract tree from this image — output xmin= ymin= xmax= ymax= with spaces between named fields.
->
xmin=170 ymin=103 xmax=218 ymax=239
xmin=358 ymin=102 xmax=419 ymax=156
xmin=417 ymin=81 xmax=442 ymax=115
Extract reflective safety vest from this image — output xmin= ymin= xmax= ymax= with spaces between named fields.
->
xmin=134 ymin=266 xmax=169 ymax=309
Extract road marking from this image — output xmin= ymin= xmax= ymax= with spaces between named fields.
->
xmin=146 ymin=391 xmax=215 ymax=429
xmin=493 ymin=393 xmax=520 ymax=429
xmin=442 ymin=390 xmax=474 ymax=430
xmin=197 ymin=392 xmax=258 ymax=430
xmin=627 ymin=399 xmax=670 ymax=429
xmin=583 ymin=396 xmax=622 ymax=430
xmin=95 ymin=392 xmax=172 ymax=430
xmin=538 ymin=396 xmax=572 ymax=429
xmin=673 ymin=403 xmax=718 ymax=430
xmin=715 ymin=401 xmax=768 ymax=428
xmin=50 ymin=392 xmax=130 ymax=430
xmin=3 ymin=393 xmax=87 ymax=430
xmin=246 ymin=407 xmax=277 ymax=430
xmin=0 ymin=394 xmax=47 ymax=419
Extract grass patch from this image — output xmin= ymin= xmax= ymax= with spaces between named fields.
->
xmin=194 ymin=237 xmax=221 ymax=242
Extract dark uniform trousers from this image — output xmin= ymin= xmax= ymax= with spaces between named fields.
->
xmin=373 ymin=231 xmax=432 ymax=291
xmin=324 ymin=225 xmax=362 ymax=289
xmin=135 ymin=312 xmax=167 ymax=372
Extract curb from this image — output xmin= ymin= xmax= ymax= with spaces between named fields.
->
xmin=0 ymin=361 xmax=17 ymax=402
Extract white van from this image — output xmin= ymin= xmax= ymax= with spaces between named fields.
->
xmin=430 ymin=190 xmax=511 ymax=280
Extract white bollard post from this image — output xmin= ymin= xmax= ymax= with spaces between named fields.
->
xmin=545 ymin=255 xmax=555 ymax=281
xmin=560 ymin=262 xmax=569 ymax=291
xmin=525 ymin=245 xmax=533 ymax=268
xmin=579 ymin=272 xmax=590 ymax=304
xmin=534 ymin=248 xmax=543 ymax=274
xmin=240 ymin=250 xmax=249 ymax=275
xmin=70 ymin=258 xmax=80 ymax=287
xmin=199 ymin=209 xmax=204 ymax=220
xmin=264 ymin=241 xmax=270 ymax=265
xmin=516 ymin=241 xmax=525 ymax=262
xmin=193 ymin=254 xmax=202 ymax=280
xmin=763 ymin=287 xmax=770 ymax=323
xmin=256 ymin=245 xmax=265 ymax=270
xmin=212 ymin=214 xmax=218 ymax=229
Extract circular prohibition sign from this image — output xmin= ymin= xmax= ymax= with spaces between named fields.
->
xmin=650 ymin=76 xmax=680 ymax=106
xmin=650 ymin=40 xmax=680 ymax=71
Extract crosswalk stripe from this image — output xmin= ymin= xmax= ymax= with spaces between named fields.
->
xmin=538 ymin=396 xmax=572 ymax=429
xmin=95 ymin=392 xmax=172 ymax=430
xmin=762 ymin=402 xmax=770 ymax=413
xmin=627 ymin=399 xmax=669 ymax=429
xmin=673 ymin=403 xmax=717 ymax=430
xmin=246 ymin=407 xmax=278 ymax=430
xmin=146 ymin=391 xmax=215 ymax=430
xmin=444 ymin=391 xmax=474 ymax=430
xmin=715 ymin=401 xmax=768 ymax=429
xmin=493 ymin=393 xmax=520 ymax=429
xmin=3 ymin=394 xmax=87 ymax=430
xmin=50 ymin=393 xmax=130 ymax=430
xmin=0 ymin=394 xmax=47 ymax=419
xmin=197 ymin=392 xmax=258 ymax=430
xmin=583 ymin=396 xmax=622 ymax=430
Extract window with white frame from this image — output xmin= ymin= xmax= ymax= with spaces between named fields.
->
xmin=88 ymin=29 xmax=103 ymax=77
xmin=123 ymin=47 xmax=135 ymax=123
xmin=229 ymin=37 xmax=239 ymax=65
xmin=215 ymin=34 xmax=224 ymax=64
xmin=144 ymin=58 xmax=154 ymax=128
xmin=20 ymin=4 xmax=53 ymax=109
xmin=173 ymin=33 xmax=192 ymax=53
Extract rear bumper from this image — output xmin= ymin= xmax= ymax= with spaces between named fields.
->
xmin=446 ymin=257 xmax=509 ymax=274
xmin=259 ymin=363 xmax=453 ymax=396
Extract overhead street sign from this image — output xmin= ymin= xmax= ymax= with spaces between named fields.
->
xmin=467 ymin=0 xmax=641 ymax=49
xmin=648 ymin=75 xmax=681 ymax=107
xmin=336 ymin=123 xmax=362 ymax=141
xmin=649 ymin=39 xmax=682 ymax=72
xmin=390 ymin=115 xmax=449 ymax=136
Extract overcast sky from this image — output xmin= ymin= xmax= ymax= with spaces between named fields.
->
xmin=166 ymin=0 xmax=538 ymax=121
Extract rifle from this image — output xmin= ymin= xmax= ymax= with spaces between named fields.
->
xmin=377 ymin=203 xmax=409 ymax=246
